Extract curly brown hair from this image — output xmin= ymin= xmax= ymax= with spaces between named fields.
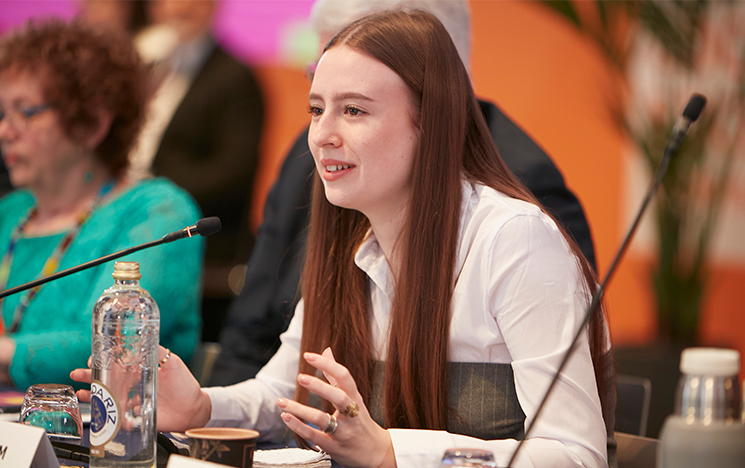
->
xmin=0 ymin=19 xmax=148 ymax=176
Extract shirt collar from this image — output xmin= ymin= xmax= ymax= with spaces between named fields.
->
xmin=354 ymin=229 xmax=392 ymax=299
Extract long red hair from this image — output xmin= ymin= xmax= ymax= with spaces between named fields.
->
xmin=296 ymin=9 xmax=613 ymax=437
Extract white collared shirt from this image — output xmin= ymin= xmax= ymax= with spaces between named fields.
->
xmin=205 ymin=182 xmax=608 ymax=468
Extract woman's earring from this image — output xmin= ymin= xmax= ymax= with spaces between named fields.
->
xmin=84 ymin=170 xmax=94 ymax=184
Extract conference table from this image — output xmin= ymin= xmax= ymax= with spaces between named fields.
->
xmin=1 ymin=387 xmax=658 ymax=468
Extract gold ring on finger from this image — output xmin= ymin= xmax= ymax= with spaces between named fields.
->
xmin=340 ymin=402 xmax=360 ymax=418
xmin=159 ymin=349 xmax=171 ymax=366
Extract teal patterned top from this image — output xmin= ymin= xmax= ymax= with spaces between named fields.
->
xmin=0 ymin=178 xmax=204 ymax=390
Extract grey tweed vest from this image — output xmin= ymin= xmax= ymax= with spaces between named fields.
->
xmin=368 ymin=361 xmax=526 ymax=440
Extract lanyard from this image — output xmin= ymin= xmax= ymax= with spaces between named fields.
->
xmin=0 ymin=180 xmax=115 ymax=335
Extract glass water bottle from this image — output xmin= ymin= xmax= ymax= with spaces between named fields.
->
xmin=90 ymin=262 xmax=160 ymax=467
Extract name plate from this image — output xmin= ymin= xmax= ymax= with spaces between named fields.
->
xmin=0 ymin=422 xmax=59 ymax=468
xmin=167 ymin=454 xmax=224 ymax=467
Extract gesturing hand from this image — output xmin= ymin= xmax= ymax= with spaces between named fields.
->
xmin=276 ymin=348 xmax=396 ymax=468
xmin=70 ymin=346 xmax=212 ymax=433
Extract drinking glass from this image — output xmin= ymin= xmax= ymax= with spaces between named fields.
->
xmin=19 ymin=384 xmax=83 ymax=442
xmin=441 ymin=448 xmax=497 ymax=467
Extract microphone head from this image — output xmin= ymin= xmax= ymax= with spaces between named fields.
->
xmin=195 ymin=217 xmax=221 ymax=237
xmin=683 ymin=94 xmax=706 ymax=122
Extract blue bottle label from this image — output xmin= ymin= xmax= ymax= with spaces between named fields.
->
xmin=90 ymin=380 xmax=121 ymax=457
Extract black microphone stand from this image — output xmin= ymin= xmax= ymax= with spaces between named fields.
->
xmin=0 ymin=238 xmax=166 ymax=300
xmin=0 ymin=217 xmax=221 ymax=300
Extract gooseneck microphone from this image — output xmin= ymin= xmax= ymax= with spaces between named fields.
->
xmin=507 ymin=95 xmax=706 ymax=467
xmin=0 ymin=217 xmax=221 ymax=300
xmin=161 ymin=216 xmax=222 ymax=243
xmin=668 ymin=94 xmax=707 ymax=154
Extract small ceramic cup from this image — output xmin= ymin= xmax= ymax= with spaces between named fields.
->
xmin=185 ymin=427 xmax=260 ymax=468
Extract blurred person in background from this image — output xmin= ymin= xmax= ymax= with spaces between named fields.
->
xmin=0 ymin=1 xmax=149 ymax=199
xmin=0 ymin=20 xmax=203 ymax=390
xmin=210 ymin=0 xmax=598 ymax=389
xmin=130 ymin=0 xmax=264 ymax=343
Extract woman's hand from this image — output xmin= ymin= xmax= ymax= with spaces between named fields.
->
xmin=276 ymin=348 xmax=396 ymax=468
xmin=70 ymin=346 xmax=212 ymax=432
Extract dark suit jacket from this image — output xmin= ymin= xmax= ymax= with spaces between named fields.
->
xmin=152 ymin=43 xmax=264 ymax=269
xmin=209 ymin=99 xmax=596 ymax=385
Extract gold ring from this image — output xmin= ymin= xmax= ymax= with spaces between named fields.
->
xmin=340 ymin=402 xmax=360 ymax=418
xmin=159 ymin=348 xmax=171 ymax=366
xmin=323 ymin=413 xmax=338 ymax=434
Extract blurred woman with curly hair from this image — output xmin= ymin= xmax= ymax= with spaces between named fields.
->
xmin=0 ymin=20 xmax=203 ymax=390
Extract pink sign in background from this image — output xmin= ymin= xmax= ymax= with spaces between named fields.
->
xmin=0 ymin=0 xmax=316 ymax=65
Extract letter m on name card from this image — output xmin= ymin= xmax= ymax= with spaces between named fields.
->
xmin=0 ymin=422 xmax=60 ymax=468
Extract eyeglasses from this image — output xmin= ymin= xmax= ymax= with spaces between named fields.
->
xmin=0 ymin=103 xmax=53 ymax=132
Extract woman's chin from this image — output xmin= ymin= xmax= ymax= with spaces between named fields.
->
xmin=6 ymin=174 xmax=29 ymax=191
xmin=323 ymin=190 xmax=355 ymax=211
xmin=327 ymin=199 xmax=356 ymax=211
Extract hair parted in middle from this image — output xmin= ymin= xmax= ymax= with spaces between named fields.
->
xmin=309 ymin=0 xmax=472 ymax=71
xmin=296 ymin=8 xmax=610 ymax=439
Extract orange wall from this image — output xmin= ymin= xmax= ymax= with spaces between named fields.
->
xmin=249 ymin=0 xmax=745 ymax=369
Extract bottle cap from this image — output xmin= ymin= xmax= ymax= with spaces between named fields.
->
xmin=113 ymin=261 xmax=142 ymax=281
xmin=680 ymin=348 xmax=740 ymax=376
